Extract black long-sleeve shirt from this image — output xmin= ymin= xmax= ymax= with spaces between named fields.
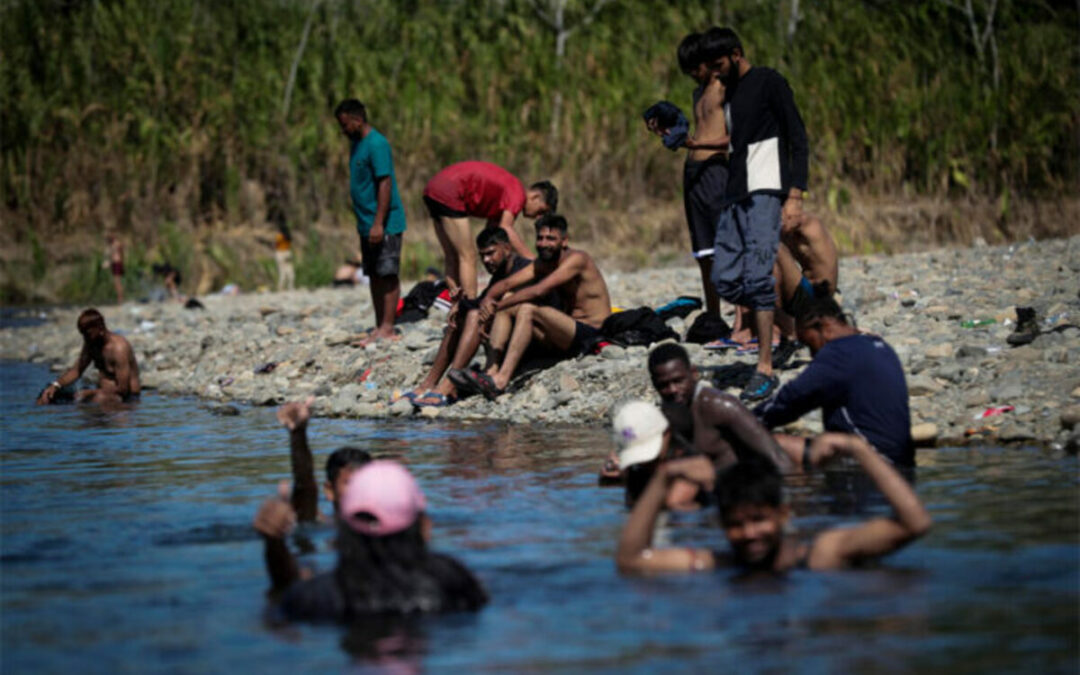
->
xmin=723 ymin=66 xmax=809 ymax=206
xmin=754 ymin=334 xmax=914 ymax=467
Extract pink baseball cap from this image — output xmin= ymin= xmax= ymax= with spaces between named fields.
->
xmin=339 ymin=460 xmax=427 ymax=536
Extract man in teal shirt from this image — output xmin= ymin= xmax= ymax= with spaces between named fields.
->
xmin=335 ymin=98 xmax=407 ymax=345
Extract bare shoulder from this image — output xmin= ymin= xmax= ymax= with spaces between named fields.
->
xmin=698 ymin=386 xmax=750 ymax=417
xmin=106 ymin=333 xmax=134 ymax=357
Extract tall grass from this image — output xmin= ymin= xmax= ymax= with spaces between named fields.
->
xmin=1 ymin=0 xmax=1077 ymax=302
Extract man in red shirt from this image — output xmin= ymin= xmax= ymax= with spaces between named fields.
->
xmin=423 ymin=161 xmax=557 ymax=299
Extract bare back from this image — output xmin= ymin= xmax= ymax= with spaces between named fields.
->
xmin=93 ymin=333 xmax=141 ymax=397
xmin=782 ymin=214 xmax=838 ymax=292
xmin=690 ymin=76 xmax=728 ymax=162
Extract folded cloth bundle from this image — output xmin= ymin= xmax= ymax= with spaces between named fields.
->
xmin=642 ymin=101 xmax=689 ymax=151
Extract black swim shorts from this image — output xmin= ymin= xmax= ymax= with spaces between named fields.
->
xmin=569 ymin=320 xmax=602 ymax=357
xmin=423 ymin=195 xmax=468 ymax=220
xmin=683 ymin=155 xmax=729 ymax=259
xmin=360 ymin=233 xmax=402 ymax=279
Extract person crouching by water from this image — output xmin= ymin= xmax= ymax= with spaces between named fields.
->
xmin=616 ymin=433 xmax=930 ymax=574
xmin=254 ymin=460 xmax=487 ymax=620
xmin=36 ymin=308 xmax=140 ymax=405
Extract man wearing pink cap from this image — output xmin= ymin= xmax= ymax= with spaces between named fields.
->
xmin=254 ymin=461 xmax=487 ymax=620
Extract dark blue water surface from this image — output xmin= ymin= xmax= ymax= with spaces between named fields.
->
xmin=1 ymin=360 xmax=1077 ymax=672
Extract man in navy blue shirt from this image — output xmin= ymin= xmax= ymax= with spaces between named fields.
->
xmin=754 ymin=292 xmax=914 ymax=467
xmin=706 ymin=27 xmax=809 ymax=401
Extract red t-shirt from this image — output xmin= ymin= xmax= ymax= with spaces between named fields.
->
xmin=423 ymin=161 xmax=525 ymax=220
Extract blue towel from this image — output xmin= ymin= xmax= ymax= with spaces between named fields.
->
xmin=643 ymin=101 xmax=689 ymax=151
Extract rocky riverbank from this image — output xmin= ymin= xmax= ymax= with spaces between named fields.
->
xmin=4 ymin=237 xmax=1079 ymax=450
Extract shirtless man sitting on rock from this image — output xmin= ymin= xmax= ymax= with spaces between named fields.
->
xmin=459 ymin=214 xmax=611 ymax=400
xmin=36 ymin=308 xmax=140 ymax=405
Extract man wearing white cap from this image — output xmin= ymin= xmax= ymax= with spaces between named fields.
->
xmin=610 ymin=400 xmax=703 ymax=509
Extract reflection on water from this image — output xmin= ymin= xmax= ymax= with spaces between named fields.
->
xmin=1 ymin=360 xmax=1077 ymax=671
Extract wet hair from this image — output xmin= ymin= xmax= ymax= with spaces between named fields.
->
xmin=325 ymin=446 xmax=373 ymax=484
xmin=715 ymin=456 xmax=783 ymax=520
xmin=797 ymin=284 xmax=846 ymax=326
xmin=529 ymin=180 xmax=559 ymax=213
xmin=534 ymin=213 xmax=568 ymax=235
xmin=333 ymin=518 xmax=488 ymax=615
xmin=677 ymin=32 xmax=703 ymax=73
xmin=699 ymin=27 xmax=742 ymax=63
xmin=476 ymin=227 xmax=510 ymax=249
xmin=77 ymin=308 xmax=104 ymax=330
xmin=647 ymin=342 xmax=691 ymax=373
xmin=334 ymin=99 xmax=367 ymax=121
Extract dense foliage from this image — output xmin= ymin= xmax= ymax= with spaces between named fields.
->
xmin=2 ymin=0 xmax=1077 ymax=299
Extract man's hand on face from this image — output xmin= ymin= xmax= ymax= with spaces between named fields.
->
xmin=662 ymin=455 xmax=717 ymax=491
xmin=276 ymin=397 xmax=314 ymax=432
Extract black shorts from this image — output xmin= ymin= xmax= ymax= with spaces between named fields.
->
xmin=569 ymin=320 xmax=602 ymax=357
xmin=683 ymin=156 xmax=729 ymax=259
xmin=423 ymin=195 xmax=468 ymax=220
xmin=784 ymin=277 xmax=817 ymax=319
xmin=360 ymin=233 xmax=402 ymax=279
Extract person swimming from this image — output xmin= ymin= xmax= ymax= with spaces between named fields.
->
xmin=616 ymin=433 xmax=930 ymax=575
xmin=255 ymin=460 xmax=487 ymax=621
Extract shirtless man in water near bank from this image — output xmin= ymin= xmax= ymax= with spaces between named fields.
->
xmin=461 ymin=215 xmax=611 ymax=400
xmin=36 ymin=308 xmax=140 ymax=405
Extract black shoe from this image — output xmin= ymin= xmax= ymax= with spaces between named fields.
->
xmin=740 ymin=371 xmax=780 ymax=402
xmin=1006 ymin=306 xmax=1040 ymax=346
xmin=771 ymin=338 xmax=804 ymax=369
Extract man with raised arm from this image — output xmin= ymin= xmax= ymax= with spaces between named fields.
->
xmin=423 ymin=161 xmax=557 ymax=300
xmin=36 ymin=308 xmax=140 ymax=405
xmin=461 ymin=215 xmax=610 ymax=400
xmin=616 ymin=433 xmax=931 ymax=574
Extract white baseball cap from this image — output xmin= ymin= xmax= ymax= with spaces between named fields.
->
xmin=613 ymin=400 xmax=670 ymax=469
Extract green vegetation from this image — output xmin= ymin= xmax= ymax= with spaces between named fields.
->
xmin=2 ymin=0 xmax=1077 ymax=303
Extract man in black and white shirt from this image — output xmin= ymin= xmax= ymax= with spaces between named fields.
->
xmin=705 ymin=27 xmax=809 ymax=402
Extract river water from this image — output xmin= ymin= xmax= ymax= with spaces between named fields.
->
xmin=1 ymin=360 xmax=1077 ymax=672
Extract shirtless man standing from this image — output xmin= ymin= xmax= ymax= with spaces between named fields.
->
xmin=36 ymin=308 xmax=140 ymax=405
xmin=464 ymin=215 xmax=611 ymax=399
xmin=646 ymin=32 xmax=730 ymax=317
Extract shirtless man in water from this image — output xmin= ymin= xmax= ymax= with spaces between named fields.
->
xmin=462 ymin=214 xmax=611 ymax=399
xmin=36 ymin=308 xmax=140 ymax=405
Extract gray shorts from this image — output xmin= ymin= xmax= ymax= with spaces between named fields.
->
xmin=711 ymin=194 xmax=781 ymax=311
xmin=360 ymin=232 xmax=402 ymax=279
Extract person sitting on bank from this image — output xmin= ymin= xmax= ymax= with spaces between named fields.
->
xmin=402 ymin=228 xmax=533 ymax=407
xmin=253 ymin=460 xmax=488 ymax=621
xmin=616 ymin=433 xmax=931 ymax=575
xmin=36 ymin=308 xmax=140 ymax=405
xmin=754 ymin=292 xmax=914 ymax=467
xmin=423 ymin=160 xmax=557 ymax=299
xmin=462 ymin=215 xmax=611 ymax=400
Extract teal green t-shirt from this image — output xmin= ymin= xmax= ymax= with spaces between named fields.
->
xmin=349 ymin=128 xmax=406 ymax=236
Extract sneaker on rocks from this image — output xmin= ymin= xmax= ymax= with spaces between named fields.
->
xmin=740 ymin=370 xmax=780 ymax=402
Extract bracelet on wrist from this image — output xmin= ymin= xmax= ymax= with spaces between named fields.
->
xmin=50 ymin=380 xmax=61 ymax=390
